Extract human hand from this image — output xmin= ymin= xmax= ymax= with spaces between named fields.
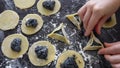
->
xmin=98 ymin=42 xmax=120 ymax=68
xmin=77 ymin=0 xmax=120 ymax=36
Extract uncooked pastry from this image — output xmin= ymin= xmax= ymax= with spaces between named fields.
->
xmin=37 ymin=0 xmax=61 ymax=16
xmin=1 ymin=34 xmax=29 ymax=59
xmin=56 ymin=50 xmax=84 ymax=68
xmin=0 ymin=10 xmax=19 ymax=31
xmin=83 ymin=32 xmax=104 ymax=50
xmin=66 ymin=13 xmax=81 ymax=30
xmin=47 ymin=23 xmax=70 ymax=44
xmin=21 ymin=14 xmax=43 ymax=35
xmin=28 ymin=41 xmax=56 ymax=66
xmin=102 ymin=14 xmax=117 ymax=28
xmin=13 ymin=0 xmax=36 ymax=9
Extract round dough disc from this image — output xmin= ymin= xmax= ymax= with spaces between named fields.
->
xmin=1 ymin=34 xmax=29 ymax=59
xmin=37 ymin=0 xmax=61 ymax=16
xmin=28 ymin=41 xmax=56 ymax=66
xmin=13 ymin=0 xmax=36 ymax=9
xmin=0 ymin=10 xmax=19 ymax=31
xmin=56 ymin=50 xmax=85 ymax=68
xmin=21 ymin=14 xmax=43 ymax=35
xmin=102 ymin=14 xmax=117 ymax=28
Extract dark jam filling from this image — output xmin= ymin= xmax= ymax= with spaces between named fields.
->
xmin=106 ymin=17 xmax=112 ymax=22
xmin=92 ymin=40 xmax=101 ymax=46
xmin=74 ymin=15 xmax=80 ymax=22
xmin=35 ymin=46 xmax=48 ymax=60
xmin=61 ymin=56 xmax=78 ymax=68
xmin=42 ymin=0 xmax=55 ymax=11
xmin=11 ymin=38 xmax=21 ymax=52
xmin=26 ymin=19 xmax=38 ymax=28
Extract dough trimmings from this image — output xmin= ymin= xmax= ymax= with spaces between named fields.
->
xmin=1 ymin=34 xmax=29 ymax=59
xmin=0 ymin=10 xmax=19 ymax=31
xmin=21 ymin=14 xmax=44 ymax=35
xmin=56 ymin=50 xmax=85 ymax=68
xmin=13 ymin=0 xmax=36 ymax=9
xmin=102 ymin=14 xmax=117 ymax=28
xmin=37 ymin=0 xmax=61 ymax=16
xmin=47 ymin=23 xmax=70 ymax=44
xmin=66 ymin=13 xmax=82 ymax=30
xmin=83 ymin=32 xmax=104 ymax=51
xmin=28 ymin=41 xmax=56 ymax=66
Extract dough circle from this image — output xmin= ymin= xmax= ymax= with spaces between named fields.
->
xmin=28 ymin=41 xmax=56 ymax=66
xmin=0 ymin=10 xmax=19 ymax=31
xmin=21 ymin=14 xmax=43 ymax=35
xmin=13 ymin=0 xmax=36 ymax=9
xmin=56 ymin=50 xmax=85 ymax=68
xmin=102 ymin=14 xmax=117 ymax=28
xmin=37 ymin=0 xmax=61 ymax=16
xmin=1 ymin=34 xmax=29 ymax=59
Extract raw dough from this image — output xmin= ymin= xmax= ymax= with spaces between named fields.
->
xmin=37 ymin=0 xmax=61 ymax=16
xmin=28 ymin=41 xmax=56 ymax=66
xmin=102 ymin=14 xmax=117 ymax=28
xmin=1 ymin=34 xmax=29 ymax=59
xmin=83 ymin=32 xmax=104 ymax=50
xmin=56 ymin=50 xmax=85 ymax=68
xmin=21 ymin=14 xmax=43 ymax=35
xmin=66 ymin=13 xmax=81 ymax=30
xmin=13 ymin=0 xmax=36 ymax=9
xmin=48 ymin=23 xmax=70 ymax=44
xmin=0 ymin=10 xmax=19 ymax=31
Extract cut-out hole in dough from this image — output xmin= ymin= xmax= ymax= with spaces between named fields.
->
xmin=21 ymin=14 xmax=44 ymax=35
xmin=28 ymin=41 xmax=56 ymax=66
xmin=102 ymin=14 xmax=117 ymax=28
xmin=13 ymin=0 xmax=36 ymax=9
xmin=47 ymin=23 xmax=70 ymax=44
xmin=56 ymin=50 xmax=85 ymax=68
xmin=37 ymin=0 xmax=61 ymax=16
xmin=1 ymin=34 xmax=29 ymax=59
xmin=0 ymin=10 xmax=19 ymax=31
xmin=83 ymin=32 xmax=104 ymax=51
xmin=66 ymin=13 xmax=81 ymax=30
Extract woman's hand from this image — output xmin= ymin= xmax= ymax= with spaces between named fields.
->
xmin=98 ymin=42 xmax=120 ymax=68
xmin=77 ymin=0 xmax=120 ymax=36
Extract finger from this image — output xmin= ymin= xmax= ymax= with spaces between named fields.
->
xmin=85 ymin=10 xmax=102 ymax=36
xmin=112 ymin=63 xmax=120 ymax=68
xmin=95 ymin=15 xmax=109 ymax=35
xmin=77 ymin=5 xmax=87 ymax=21
xmin=98 ymin=45 xmax=120 ymax=54
xmin=104 ymin=42 xmax=120 ymax=47
xmin=104 ymin=54 xmax=120 ymax=64
xmin=83 ymin=7 xmax=92 ymax=29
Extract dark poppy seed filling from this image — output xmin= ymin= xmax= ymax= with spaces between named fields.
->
xmin=60 ymin=56 xmax=78 ymax=68
xmin=11 ymin=38 xmax=21 ymax=52
xmin=26 ymin=19 xmax=38 ymax=28
xmin=35 ymin=46 xmax=48 ymax=59
xmin=42 ymin=0 xmax=55 ymax=11
xmin=92 ymin=40 xmax=101 ymax=46
xmin=106 ymin=17 xmax=112 ymax=22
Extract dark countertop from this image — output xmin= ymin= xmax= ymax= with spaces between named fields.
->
xmin=0 ymin=0 xmax=120 ymax=68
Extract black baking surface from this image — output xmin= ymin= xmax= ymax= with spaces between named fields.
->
xmin=0 ymin=0 xmax=120 ymax=68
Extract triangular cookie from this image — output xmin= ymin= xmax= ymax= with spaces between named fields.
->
xmin=83 ymin=32 xmax=104 ymax=50
xmin=47 ymin=23 xmax=70 ymax=44
xmin=66 ymin=13 xmax=82 ymax=30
